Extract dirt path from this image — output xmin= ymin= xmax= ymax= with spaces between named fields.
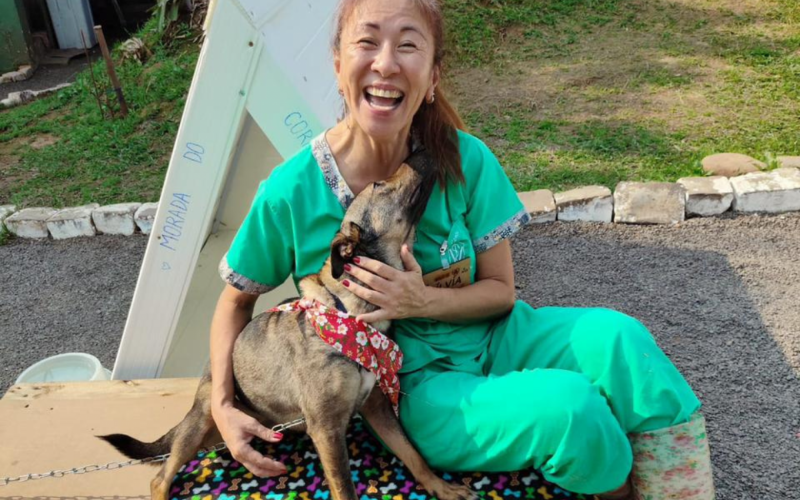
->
xmin=1 ymin=212 xmax=798 ymax=499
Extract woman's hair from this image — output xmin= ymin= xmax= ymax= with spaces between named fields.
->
xmin=332 ymin=0 xmax=466 ymax=186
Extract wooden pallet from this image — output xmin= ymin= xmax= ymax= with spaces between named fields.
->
xmin=0 ymin=378 xmax=198 ymax=497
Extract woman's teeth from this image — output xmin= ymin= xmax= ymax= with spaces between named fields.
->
xmin=365 ymin=86 xmax=404 ymax=110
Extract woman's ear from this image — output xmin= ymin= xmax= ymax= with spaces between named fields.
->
xmin=429 ymin=65 xmax=441 ymax=96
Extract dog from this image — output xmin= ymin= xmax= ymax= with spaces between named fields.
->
xmin=100 ymin=148 xmax=477 ymax=500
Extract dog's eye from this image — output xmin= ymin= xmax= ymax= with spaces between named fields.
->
xmin=373 ymin=181 xmax=385 ymax=189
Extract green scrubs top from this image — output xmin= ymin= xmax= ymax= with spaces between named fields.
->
xmin=220 ymin=129 xmax=531 ymax=374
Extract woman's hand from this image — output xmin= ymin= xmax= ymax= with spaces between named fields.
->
xmin=343 ymin=244 xmax=429 ymax=323
xmin=211 ymin=403 xmax=287 ymax=477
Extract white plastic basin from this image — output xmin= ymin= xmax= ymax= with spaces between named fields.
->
xmin=15 ymin=353 xmax=111 ymax=384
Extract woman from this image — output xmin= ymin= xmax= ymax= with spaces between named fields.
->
xmin=211 ymin=0 xmax=715 ymax=498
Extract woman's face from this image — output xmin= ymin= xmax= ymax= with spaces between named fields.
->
xmin=335 ymin=0 xmax=439 ymax=142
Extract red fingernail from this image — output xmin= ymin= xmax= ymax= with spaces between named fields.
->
xmin=353 ymin=257 xmax=361 ymax=264
xmin=344 ymin=264 xmax=352 ymax=272
xmin=274 ymin=432 xmax=283 ymax=440
xmin=343 ymin=280 xmax=350 ymax=287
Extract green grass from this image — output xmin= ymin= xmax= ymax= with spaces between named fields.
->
xmin=465 ymin=106 xmax=703 ymax=191
xmin=444 ymin=0 xmax=800 ymax=191
xmin=0 ymin=18 xmax=198 ymax=207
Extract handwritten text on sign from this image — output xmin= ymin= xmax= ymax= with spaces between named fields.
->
xmin=160 ymin=193 xmax=191 ymax=252
xmin=183 ymin=142 xmax=205 ymax=164
xmin=284 ymin=112 xmax=313 ymax=146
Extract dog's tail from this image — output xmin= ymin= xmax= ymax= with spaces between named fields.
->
xmin=98 ymin=427 xmax=177 ymax=461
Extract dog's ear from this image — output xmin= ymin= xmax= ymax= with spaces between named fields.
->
xmin=330 ymin=222 xmax=362 ymax=279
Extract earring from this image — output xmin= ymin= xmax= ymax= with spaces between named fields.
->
xmin=338 ymin=87 xmax=344 ymax=96
xmin=429 ymin=90 xmax=435 ymax=104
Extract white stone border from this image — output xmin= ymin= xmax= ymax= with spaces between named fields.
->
xmin=1 ymin=167 xmax=800 ymax=241
xmin=1 ymin=202 xmax=158 ymax=240
xmin=521 ymin=167 xmax=800 ymax=224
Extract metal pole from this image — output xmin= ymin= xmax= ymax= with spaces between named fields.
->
xmin=93 ymin=25 xmax=129 ymax=117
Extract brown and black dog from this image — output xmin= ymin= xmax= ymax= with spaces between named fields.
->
xmin=100 ymin=149 xmax=476 ymax=500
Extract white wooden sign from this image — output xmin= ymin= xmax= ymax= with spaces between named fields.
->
xmin=112 ymin=0 xmax=339 ymax=379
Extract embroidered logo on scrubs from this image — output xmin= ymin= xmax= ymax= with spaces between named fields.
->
xmin=269 ymin=299 xmax=403 ymax=415
xmin=422 ymin=221 xmax=473 ymax=289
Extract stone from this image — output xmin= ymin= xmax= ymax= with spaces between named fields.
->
xmin=677 ymin=176 xmax=733 ymax=217
xmin=18 ymin=65 xmax=34 ymax=79
xmin=1 ymin=83 xmax=71 ymax=109
xmin=0 ymin=66 xmax=32 ymax=84
xmin=92 ymin=203 xmax=142 ymax=235
xmin=554 ymin=186 xmax=613 ymax=222
xmin=518 ymin=189 xmax=556 ymax=223
xmin=701 ymin=153 xmax=766 ymax=177
xmin=0 ymin=205 xmax=16 ymax=223
xmin=777 ymin=156 xmax=800 ymax=169
xmin=614 ymin=182 xmax=686 ymax=224
xmin=730 ymin=168 xmax=800 ymax=213
xmin=135 ymin=202 xmax=159 ymax=234
xmin=4 ymin=207 xmax=56 ymax=238
xmin=46 ymin=204 xmax=99 ymax=239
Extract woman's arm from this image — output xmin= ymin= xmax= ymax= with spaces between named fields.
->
xmin=209 ymin=285 xmax=258 ymax=409
xmin=344 ymin=239 xmax=516 ymax=324
xmin=209 ymin=284 xmax=287 ymax=477
xmin=421 ymin=239 xmax=515 ymax=323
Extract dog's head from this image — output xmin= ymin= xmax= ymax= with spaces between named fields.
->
xmin=330 ymin=149 xmax=435 ymax=279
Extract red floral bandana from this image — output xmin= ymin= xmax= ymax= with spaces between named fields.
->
xmin=269 ymin=299 xmax=403 ymax=415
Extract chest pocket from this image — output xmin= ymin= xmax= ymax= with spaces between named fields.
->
xmin=422 ymin=217 xmax=475 ymax=289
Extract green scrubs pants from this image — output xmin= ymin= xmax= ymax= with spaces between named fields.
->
xmin=398 ymin=303 xmax=701 ymax=495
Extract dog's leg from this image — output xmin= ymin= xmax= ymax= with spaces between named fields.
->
xmin=150 ymin=382 xmax=216 ymax=500
xmin=307 ymin=420 xmax=358 ymax=500
xmin=360 ymin=389 xmax=477 ymax=500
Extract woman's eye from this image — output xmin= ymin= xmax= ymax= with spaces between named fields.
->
xmin=357 ymin=39 xmax=377 ymax=47
xmin=400 ymin=42 xmax=417 ymax=50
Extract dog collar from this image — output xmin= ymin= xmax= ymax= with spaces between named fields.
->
xmin=269 ymin=299 xmax=403 ymax=415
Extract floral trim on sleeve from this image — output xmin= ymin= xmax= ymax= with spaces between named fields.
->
xmin=218 ymin=253 xmax=276 ymax=295
xmin=312 ymin=133 xmax=354 ymax=209
xmin=472 ymin=208 xmax=532 ymax=253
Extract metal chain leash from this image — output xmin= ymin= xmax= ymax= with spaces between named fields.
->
xmin=0 ymin=417 xmax=307 ymax=486
xmin=0 ymin=442 xmax=228 ymax=486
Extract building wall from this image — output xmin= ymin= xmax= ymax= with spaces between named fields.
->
xmin=0 ymin=0 xmax=33 ymax=73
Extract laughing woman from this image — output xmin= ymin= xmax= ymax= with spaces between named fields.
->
xmin=210 ymin=0 xmax=716 ymax=498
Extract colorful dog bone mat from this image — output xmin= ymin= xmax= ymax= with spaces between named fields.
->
xmin=171 ymin=418 xmax=598 ymax=500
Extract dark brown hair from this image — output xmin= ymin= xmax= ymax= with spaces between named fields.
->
xmin=332 ymin=0 xmax=466 ymax=186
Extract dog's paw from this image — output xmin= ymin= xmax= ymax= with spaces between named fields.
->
xmin=431 ymin=482 xmax=479 ymax=500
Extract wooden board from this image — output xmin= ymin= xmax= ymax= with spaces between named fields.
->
xmin=40 ymin=48 xmax=86 ymax=66
xmin=0 ymin=378 xmax=200 ymax=496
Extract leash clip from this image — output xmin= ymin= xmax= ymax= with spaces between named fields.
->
xmin=271 ymin=417 xmax=306 ymax=433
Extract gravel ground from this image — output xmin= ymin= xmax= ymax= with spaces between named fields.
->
xmin=1 ymin=213 xmax=798 ymax=499
xmin=0 ymin=51 xmax=100 ymax=101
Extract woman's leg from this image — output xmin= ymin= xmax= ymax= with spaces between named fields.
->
xmin=399 ymin=366 xmax=633 ymax=495
xmin=483 ymin=302 xmax=713 ymax=498
xmin=483 ymin=302 xmax=701 ymax=433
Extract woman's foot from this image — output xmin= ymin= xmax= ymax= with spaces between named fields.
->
xmin=597 ymin=479 xmax=632 ymax=499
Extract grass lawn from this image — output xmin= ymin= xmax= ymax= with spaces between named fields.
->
xmin=0 ymin=19 xmax=198 ymax=208
xmin=0 ymin=0 xmax=798 ymax=207
xmin=445 ymin=0 xmax=800 ymax=191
